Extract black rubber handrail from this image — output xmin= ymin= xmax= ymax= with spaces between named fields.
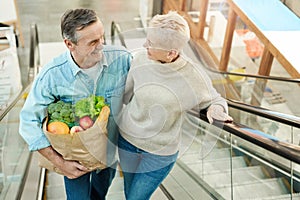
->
xmin=223 ymin=121 xmax=300 ymax=164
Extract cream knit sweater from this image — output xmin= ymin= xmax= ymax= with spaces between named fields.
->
xmin=118 ymin=50 xmax=228 ymax=155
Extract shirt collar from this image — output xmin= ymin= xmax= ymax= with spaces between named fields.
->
xmin=67 ymin=51 xmax=108 ymax=77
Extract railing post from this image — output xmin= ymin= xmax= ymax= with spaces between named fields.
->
xmin=219 ymin=6 xmax=237 ymax=72
xmin=198 ymin=0 xmax=209 ymax=40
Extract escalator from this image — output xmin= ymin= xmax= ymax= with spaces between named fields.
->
xmin=165 ymin=111 xmax=300 ymax=199
xmin=1 ymin=21 xmax=300 ymax=200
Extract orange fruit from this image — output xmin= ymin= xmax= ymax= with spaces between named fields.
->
xmin=47 ymin=121 xmax=70 ymax=134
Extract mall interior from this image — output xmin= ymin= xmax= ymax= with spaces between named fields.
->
xmin=1 ymin=0 xmax=300 ymax=199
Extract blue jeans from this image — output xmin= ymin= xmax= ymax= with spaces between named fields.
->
xmin=118 ymin=135 xmax=178 ymax=200
xmin=64 ymin=163 xmax=116 ymax=200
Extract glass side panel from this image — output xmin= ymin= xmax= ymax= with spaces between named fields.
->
xmin=177 ymin=114 xmax=300 ymax=200
xmin=230 ymin=134 xmax=300 ymax=200
xmin=0 ymin=95 xmax=30 ymax=199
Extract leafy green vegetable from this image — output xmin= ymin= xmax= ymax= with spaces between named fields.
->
xmin=74 ymin=95 xmax=107 ymax=118
xmin=47 ymin=96 xmax=107 ymax=127
xmin=47 ymin=100 xmax=75 ymax=127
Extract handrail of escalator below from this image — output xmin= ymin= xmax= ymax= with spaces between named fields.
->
xmin=188 ymin=40 xmax=300 ymax=83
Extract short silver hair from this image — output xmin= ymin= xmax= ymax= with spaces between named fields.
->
xmin=147 ymin=11 xmax=190 ymax=51
xmin=61 ymin=8 xmax=98 ymax=44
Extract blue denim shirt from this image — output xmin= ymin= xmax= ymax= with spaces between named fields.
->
xmin=19 ymin=45 xmax=131 ymax=165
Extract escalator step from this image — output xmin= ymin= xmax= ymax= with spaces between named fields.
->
xmin=216 ymin=178 xmax=289 ymax=200
xmin=203 ymin=166 xmax=265 ymax=188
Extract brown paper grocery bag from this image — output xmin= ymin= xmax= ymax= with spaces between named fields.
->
xmin=39 ymin=106 xmax=110 ymax=174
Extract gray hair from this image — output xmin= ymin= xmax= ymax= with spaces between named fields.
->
xmin=61 ymin=8 xmax=98 ymax=44
xmin=148 ymin=11 xmax=190 ymax=51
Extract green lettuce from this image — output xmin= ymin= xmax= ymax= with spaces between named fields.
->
xmin=74 ymin=95 xmax=107 ymax=118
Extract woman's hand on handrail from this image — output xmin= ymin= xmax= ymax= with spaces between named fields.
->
xmin=207 ymin=104 xmax=233 ymax=124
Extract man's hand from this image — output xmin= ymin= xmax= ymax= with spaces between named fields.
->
xmin=56 ymin=159 xmax=90 ymax=179
xmin=207 ymin=105 xmax=233 ymax=124
xmin=38 ymin=146 xmax=90 ymax=179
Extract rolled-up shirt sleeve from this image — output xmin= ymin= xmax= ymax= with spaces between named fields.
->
xmin=19 ymin=76 xmax=53 ymax=151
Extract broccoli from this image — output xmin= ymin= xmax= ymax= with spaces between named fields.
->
xmin=47 ymin=101 xmax=75 ymax=127
xmin=47 ymin=103 xmax=57 ymax=114
xmin=60 ymin=109 xmax=70 ymax=118
xmin=51 ymin=112 xmax=61 ymax=120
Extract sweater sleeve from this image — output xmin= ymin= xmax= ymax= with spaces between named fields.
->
xmin=192 ymin=64 xmax=229 ymax=114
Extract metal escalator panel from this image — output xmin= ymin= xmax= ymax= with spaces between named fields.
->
xmin=173 ymin=114 xmax=300 ymax=200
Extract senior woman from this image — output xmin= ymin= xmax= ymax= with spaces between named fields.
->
xmin=117 ymin=11 xmax=232 ymax=200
